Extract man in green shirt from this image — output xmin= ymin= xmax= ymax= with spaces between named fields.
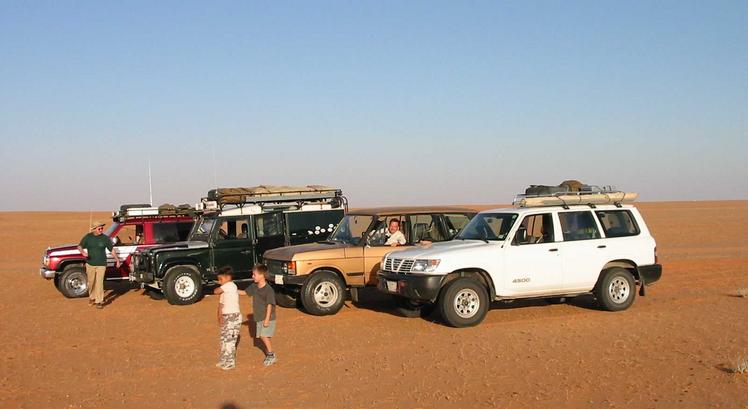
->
xmin=78 ymin=221 xmax=120 ymax=309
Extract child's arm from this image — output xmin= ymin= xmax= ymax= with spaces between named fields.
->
xmin=238 ymin=289 xmax=247 ymax=296
xmin=217 ymin=303 xmax=223 ymax=325
xmin=213 ymin=287 xmax=224 ymax=295
xmin=263 ymin=303 xmax=272 ymax=327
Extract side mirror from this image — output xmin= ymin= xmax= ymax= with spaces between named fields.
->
xmin=112 ymin=236 xmax=120 ymax=245
xmin=514 ymin=227 xmax=527 ymax=245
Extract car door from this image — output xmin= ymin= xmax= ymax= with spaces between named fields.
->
xmin=252 ymin=212 xmax=286 ymax=263
xmin=503 ymin=212 xmax=563 ymax=295
xmin=212 ymin=216 xmax=254 ymax=279
xmin=557 ymin=210 xmax=608 ymax=291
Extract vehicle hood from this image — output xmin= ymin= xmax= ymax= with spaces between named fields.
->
xmin=264 ymin=241 xmax=349 ymax=261
xmin=386 ymin=240 xmax=500 ymax=259
xmin=47 ymin=244 xmax=83 ymax=257
xmin=142 ymin=241 xmax=209 ymax=256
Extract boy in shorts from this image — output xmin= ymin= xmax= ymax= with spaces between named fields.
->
xmin=246 ymin=264 xmax=277 ymax=366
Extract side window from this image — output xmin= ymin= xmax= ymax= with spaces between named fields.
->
xmin=153 ymin=223 xmax=180 ymax=244
xmin=369 ymin=215 xmax=406 ymax=246
xmin=513 ymin=213 xmax=554 ymax=245
xmin=595 ymin=210 xmax=640 ymax=238
xmin=217 ymin=218 xmax=250 ymax=241
xmin=443 ymin=213 xmax=471 ymax=239
xmin=558 ymin=211 xmax=601 ymax=241
xmin=410 ymin=214 xmax=446 ymax=242
xmin=286 ymin=210 xmax=342 ymax=242
xmin=114 ymin=224 xmax=141 ymax=245
xmin=255 ymin=213 xmax=284 ymax=238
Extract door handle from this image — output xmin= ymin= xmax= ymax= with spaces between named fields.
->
xmin=548 ymin=248 xmax=558 ymax=252
xmin=597 ymin=245 xmax=607 ymax=249
xmin=240 ymin=249 xmax=252 ymax=254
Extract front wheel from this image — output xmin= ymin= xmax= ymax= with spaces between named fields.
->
xmin=300 ymin=271 xmax=345 ymax=316
xmin=57 ymin=266 xmax=88 ymax=298
xmin=438 ymin=278 xmax=489 ymax=328
xmin=594 ymin=268 xmax=636 ymax=311
xmin=163 ymin=267 xmax=203 ymax=305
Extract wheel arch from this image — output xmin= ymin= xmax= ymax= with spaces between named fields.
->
xmin=441 ymin=268 xmax=496 ymax=300
xmin=59 ymin=260 xmax=85 ymax=273
xmin=309 ymin=267 xmax=346 ymax=285
xmin=601 ymin=259 xmax=640 ymax=281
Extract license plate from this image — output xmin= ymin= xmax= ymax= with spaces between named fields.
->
xmin=274 ymin=275 xmax=284 ymax=285
xmin=386 ymin=280 xmax=397 ymax=292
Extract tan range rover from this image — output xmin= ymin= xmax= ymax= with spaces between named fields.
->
xmin=263 ymin=207 xmax=476 ymax=315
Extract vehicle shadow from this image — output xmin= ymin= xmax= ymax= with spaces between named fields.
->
xmin=102 ymin=281 xmax=138 ymax=306
xmin=352 ymin=287 xmax=602 ymax=325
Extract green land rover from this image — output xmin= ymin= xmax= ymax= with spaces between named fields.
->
xmin=131 ymin=185 xmax=346 ymax=305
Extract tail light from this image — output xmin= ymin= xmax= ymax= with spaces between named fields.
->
xmin=654 ymin=246 xmax=658 ymax=264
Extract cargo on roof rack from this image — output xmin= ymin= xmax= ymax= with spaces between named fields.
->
xmin=203 ymin=185 xmax=345 ymax=207
xmin=513 ymin=191 xmax=638 ymax=208
xmin=112 ymin=203 xmax=199 ymax=221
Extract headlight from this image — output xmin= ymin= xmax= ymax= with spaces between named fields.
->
xmin=411 ymin=259 xmax=440 ymax=273
xmin=43 ymin=254 xmax=50 ymax=267
xmin=281 ymin=261 xmax=296 ymax=275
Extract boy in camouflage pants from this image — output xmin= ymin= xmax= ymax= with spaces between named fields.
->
xmin=214 ymin=267 xmax=242 ymax=370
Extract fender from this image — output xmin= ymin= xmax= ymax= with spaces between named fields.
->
xmin=158 ymin=257 xmax=207 ymax=280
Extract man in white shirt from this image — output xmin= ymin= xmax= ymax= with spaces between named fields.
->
xmin=213 ymin=267 xmax=242 ymax=370
xmin=385 ymin=219 xmax=406 ymax=247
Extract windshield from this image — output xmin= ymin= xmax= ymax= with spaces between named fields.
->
xmin=189 ymin=217 xmax=217 ymax=241
xmin=104 ymin=222 xmax=120 ymax=237
xmin=328 ymin=215 xmax=374 ymax=245
xmin=457 ymin=213 xmax=518 ymax=241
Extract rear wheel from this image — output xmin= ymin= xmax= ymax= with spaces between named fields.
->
xmin=594 ymin=268 xmax=636 ymax=311
xmin=163 ymin=267 xmax=203 ymax=305
xmin=300 ymin=271 xmax=345 ymax=316
xmin=57 ymin=266 xmax=88 ymax=298
xmin=438 ymin=278 xmax=489 ymax=328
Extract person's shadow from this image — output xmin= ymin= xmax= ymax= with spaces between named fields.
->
xmin=243 ymin=314 xmax=266 ymax=355
xmin=102 ymin=280 xmax=136 ymax=306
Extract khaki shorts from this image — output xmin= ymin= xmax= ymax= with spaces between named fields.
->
xmin=255 ymin=320 xmax=276 ymax=338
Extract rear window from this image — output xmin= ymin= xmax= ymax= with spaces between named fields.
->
xmin=595 ymin=210 xmax=640 ymax=238
xmin=558 ymin=211 xmax=601 ymax=241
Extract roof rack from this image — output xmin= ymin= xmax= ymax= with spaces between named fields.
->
xmin=112 ymin=203 xmax=199 ymax=221
xmin=199 ymin=185 xmax=347 ymax=212
xmin=513 ymin=190 xmax=638 ymax=209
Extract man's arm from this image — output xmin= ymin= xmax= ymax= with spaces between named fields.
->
xmin=106 ymin=240 xmax=121 ymax=267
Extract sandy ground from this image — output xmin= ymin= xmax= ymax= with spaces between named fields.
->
xmin=1 ymin=201 xmax=748 ymax=409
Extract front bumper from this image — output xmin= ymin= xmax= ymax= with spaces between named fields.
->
xmin=131 ymin=268 xmax=155 ymax=284
xmin=377 ymin=270 xmax=444 ymax=302
xmin=268 ymin=273 xmax=309 ymax=287
xmin=39 ymin=268 xmax=56 ymax=279
xmin=638 ymin=264 xmax=662 ymax=285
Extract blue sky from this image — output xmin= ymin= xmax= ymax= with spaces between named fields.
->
xmin=1 ymin=1 xmax=746 ymax=210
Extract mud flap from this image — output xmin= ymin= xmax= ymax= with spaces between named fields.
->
xmin=350 ymin=286 xmax=359 ymax=303
xmin=639 ymin=275 xmax=646 ymax=296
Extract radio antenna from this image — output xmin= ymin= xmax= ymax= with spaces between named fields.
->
xmin=148 ymin=157 xmax=154 ymax=206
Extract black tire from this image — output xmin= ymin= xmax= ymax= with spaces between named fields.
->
xmin=594 ymin=268 xmax=637 ymax=311
xmin=438 ymin=277 xmax=489 ymax=328
xmin=394 ymin=296 xmax=423 ymax=318
xmin=163 ymin=266 xmax=203 ymax=305
xmin=300 ymin=271 xmax=346 ymax=316
xmin=275 ymin=289 xmax=299 ymax=309
xmin=57 ymin=266 xmax=88 ymax=298
xmin=144 ymin=287 xmax=165 ymax=301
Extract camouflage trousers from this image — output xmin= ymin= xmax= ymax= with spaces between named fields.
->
xmin=219 ymin=313 xmax=242 ymax=367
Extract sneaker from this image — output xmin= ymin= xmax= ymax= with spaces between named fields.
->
xmin=263 ymin=353 xmax=277 ymax=367
xmin=95 ymin=304 xmax=104 ymax=310
xmin=215 ymin=362 xmax=226 ymax=368
xmin=220 ymin=364 xmax=235 ymax=371
xmin=88 ymin=300 xmax=95 ymax=307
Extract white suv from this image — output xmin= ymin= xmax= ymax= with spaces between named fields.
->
xmin=377 ymin=203 xmax=662 ymax=327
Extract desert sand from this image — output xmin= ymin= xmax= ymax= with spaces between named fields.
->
xmin=1 ymin=201 xmax=747 ymax=408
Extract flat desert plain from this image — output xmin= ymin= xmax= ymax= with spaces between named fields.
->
xmin=1 ymin=201 xmax=748 ymax=409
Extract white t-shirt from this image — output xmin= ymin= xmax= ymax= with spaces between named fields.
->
xmin=219 ymin=281 xmax=241 ymax=314
xmin=385 ymin=230 xmax=406 ymax=246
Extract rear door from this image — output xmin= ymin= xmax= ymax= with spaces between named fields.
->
xmin=212 ymin=216 xmax=254 ymax=279
xmin=252 ymin=212 xmax=286 ymax=263
xmin=557 ymin=210 xmax=608 ymax=291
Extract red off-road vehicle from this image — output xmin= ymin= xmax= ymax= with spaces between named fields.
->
xmin=39 ymin=204 xmax=196 ymax=298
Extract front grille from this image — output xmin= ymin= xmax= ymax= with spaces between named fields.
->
xmin=384 ymin=257 xmax=414 ymax=273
